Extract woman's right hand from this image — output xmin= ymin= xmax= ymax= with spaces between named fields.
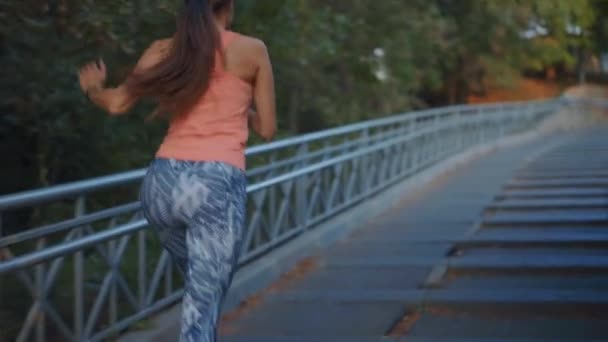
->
xmin=78 ymin=59 xmax=107 ymax=95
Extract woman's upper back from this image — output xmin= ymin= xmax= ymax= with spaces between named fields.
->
xmin=154 ymin=30 xmax=270 ymax=170
xmin=220 ymin=30 xmax=267 ymax=84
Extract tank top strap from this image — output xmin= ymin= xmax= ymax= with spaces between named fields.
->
xmin=216 ymin=30 xmax=238 ymax=72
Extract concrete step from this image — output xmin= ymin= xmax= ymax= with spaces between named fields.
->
xmin=460 ymin=228 xmax=608 ymax=247
xmin=506 ymin=178 xmax=608 ymax=189
xmin=425 ymin=288 xmax=608 ymax=309
xmin=501 ymin=188 xmax=606 ymax=198
xmin=327 ymin=246 xmax=608 ymax=269
xmin=222 ymin=336 xmax=398 ymax=342
xmin=483 ymin=209 xmax=608 ymax=225
xmin=325 ymin=256 xmax=443 ymax=269
xmin=481 ymin=210 xmax=608 ymax=228
xmin=336 ymin=228 xmax=608 ymax=252
xmin=514 ymin=164 xmax=608 ymax=171
xmin=408 ymin=312 xmax=608 ymax=341
xmin=222 ymin=336 xmax=593 ymax=342
xmin=326 ymin=251 xmax=608 ymax=271
xmin=448 ymin=254 xmax=608 ymax=271
xmin=486 ymin=197 xmax=608 ymax=210
xmin=446 ymin=274 xmax=608 ymax=291
xmin=288 ymin=265 xmax=432 ymax=292
xmin=353 ymin=226 xmax=474 ymax=243
xmin=265 ymin=288 xmax=608 ymax=310
xmin=515 ymin=171 xmax=608 ymax=178
xmin=520 ymin=165 xmax=608 ymax=173
xmin=479 ymin=223 xmax=608 ymax=231
xmin=324 ymin=241 xmax=453 ymax=259
xmin=406 ymin=339 xmax=604 ymax=342
xmin=222 ymin=298 xmax=408 ymax=336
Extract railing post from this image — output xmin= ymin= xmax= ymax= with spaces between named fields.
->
xmin=498 ymin=105 xmax=505 ymax=138
xmin=483 ymin=108 xmax=487 ymax=142
xmin=165 ymin=258 xmax=173 ymax=297
xmin=360 ymin=127 xmax=370 ymax=149
xmin=260 ymin=152 xmax=277 ymax=227
xmin=74 ymin=196 xmax=85 ymax=341
xmin=35 ymin=237 xmax=46 ymax=342
xmin=107 ymin=228 xmax=117 ymax=325
xmin=138 ymin=228 xmax=146 ymax=309
xmin=402 ymin=118 xmax=412 ymax=174
xmin=296 ymin=144 xmax=309 ymax=229
xmin=480 ymin=108 xmax=486 ymax=142
xmin=432 ymin=113 xmax=440 ymax=160
xmin=458 ymin=109 xmax=466 ymax=152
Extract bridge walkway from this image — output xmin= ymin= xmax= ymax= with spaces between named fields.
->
xmin=219 ymin=128 xmax=608 ymax=341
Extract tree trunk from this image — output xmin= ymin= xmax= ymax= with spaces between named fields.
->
xmin=288 ymin=90 xmax=300 ymax=134
xmin=576 ymin=47 xmax=588 ymax=84
xmin=446 ymin=71 xmax=459 ymax=105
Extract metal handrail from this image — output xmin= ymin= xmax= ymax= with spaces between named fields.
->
xmin=0 ymin=99 xmax=552 ymax=211
xmin=0 ymin=122 xmax=453 ymax=274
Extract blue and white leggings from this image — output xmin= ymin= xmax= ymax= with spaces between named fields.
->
xmin=140 ymin=158 xmax=247 ymax=342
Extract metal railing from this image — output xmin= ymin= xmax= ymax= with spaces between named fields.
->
xmin=0 ymin=99 xmax=561 ymax=341
xmin=562 ymin=95 xmax=608 ymax=109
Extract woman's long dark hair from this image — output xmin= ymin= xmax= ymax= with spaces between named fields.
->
xmin=126 ymin=0 xmax=232 ymax=117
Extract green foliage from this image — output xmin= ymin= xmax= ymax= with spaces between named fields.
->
xmin=591 ymin=0 xmax=608 ymax=55
xmin=0 ymin=0 xmax=603 ymax=193
xmin=0 ymin=0 xmax=172 ymax=194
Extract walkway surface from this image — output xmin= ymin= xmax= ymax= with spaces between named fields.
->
xmin=220 ymin=127 xmax=608 ymax=341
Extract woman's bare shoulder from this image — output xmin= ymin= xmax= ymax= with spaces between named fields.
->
xmin=230 ymin=32 xmax=268 ymax=57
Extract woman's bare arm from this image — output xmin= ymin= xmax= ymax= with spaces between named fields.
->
xmin=250 ymin=40 xmax=276 ymax=141
xmin=78 ymin=40 xmax=167 ymax=116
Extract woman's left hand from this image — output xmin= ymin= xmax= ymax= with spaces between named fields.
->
xmin=78 ymin=59 xmax=107 ymax=94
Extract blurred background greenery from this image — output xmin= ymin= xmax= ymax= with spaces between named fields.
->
xmin=2 ymin=0 xmax=608 ymax=194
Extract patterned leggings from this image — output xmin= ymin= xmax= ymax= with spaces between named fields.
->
xmin=139 ymin=158 xmax=247 ymax=342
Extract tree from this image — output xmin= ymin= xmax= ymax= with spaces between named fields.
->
xmin=426 ymin=0 xmax=596 ymax=104
xmin=0 ymin=0 xmax=601 ymax=194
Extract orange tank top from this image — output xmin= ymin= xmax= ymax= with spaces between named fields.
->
xmin=155 ymin=30 xmax=253 ymax=170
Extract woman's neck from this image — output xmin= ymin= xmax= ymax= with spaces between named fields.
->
xmin=214 ymin=13 xmax=230 ymax=31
